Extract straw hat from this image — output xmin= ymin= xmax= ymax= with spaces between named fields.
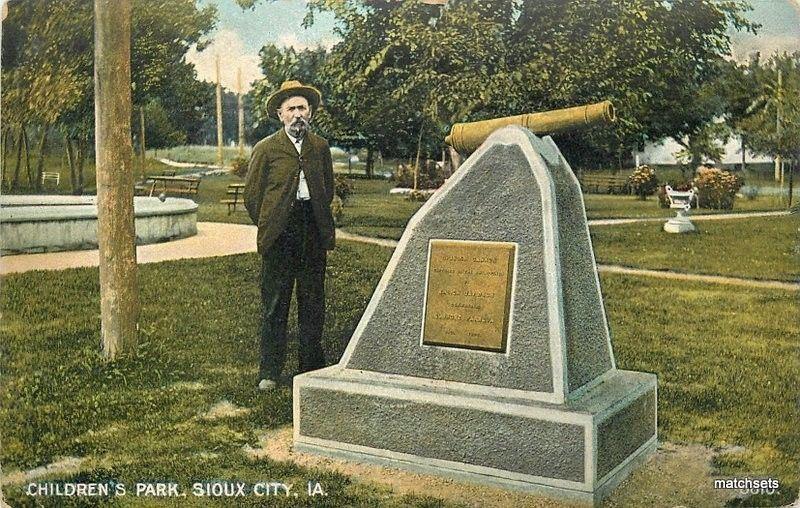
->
xmin=266 ymin=80 xmax=322 ymax=119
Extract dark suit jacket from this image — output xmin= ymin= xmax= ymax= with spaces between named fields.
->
xmin=244 ymin=129 xmax=336 ymax=255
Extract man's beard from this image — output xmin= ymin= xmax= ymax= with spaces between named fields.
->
xmin=288 ymin=117 xmax=310 ymax=139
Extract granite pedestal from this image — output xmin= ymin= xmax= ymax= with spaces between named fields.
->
xmin=294 ymin=126 xmax=657 ymax=505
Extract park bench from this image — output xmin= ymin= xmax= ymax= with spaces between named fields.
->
xmin=41 ymin=171 xmax=60 ymax=188
xmin=144 ymin=175 xmax=202 ymax=197
xmin=579 ymin=174 xmax=629 ymax=194
xmin=134 ymin=169 xmax=180 ymax=195
xmin=220 ymin=183 xmax=246 ymax=214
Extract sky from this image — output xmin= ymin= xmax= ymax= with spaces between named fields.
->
xmin=188 ymin=0 xmax=800 ymax=94
xmin=186 ymin=0 xmax=338 ymax=93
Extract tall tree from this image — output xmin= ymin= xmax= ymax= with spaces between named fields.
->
xmin=95 ymin=0 xmax=138 ymax=358
xmin=715 ymin=56 xmax=761 ymax=171
xmin=305 ymin=0 xmax=511 ymax=172
xmin=299 ymin=0 xmax=757 ymax=168
xmin=740 ymin=52 xmax=800 ymax=174
xmin=1 ymin=0 xmax=217 ymax=192
xmin=250 ymin=44 xmax=329 ymax=134
xmin=506 ymin=0 xmax=757 ymax=168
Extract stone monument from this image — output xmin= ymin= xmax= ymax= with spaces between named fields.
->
xmin=294 ymin=122 xmax=657 ymax=505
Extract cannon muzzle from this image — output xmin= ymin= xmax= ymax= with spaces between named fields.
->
xmin=445 ymin=101 xmax=615 ymax=153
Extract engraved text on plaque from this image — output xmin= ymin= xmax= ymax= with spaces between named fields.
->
xmin=422 ymin=239 xmax=516 ymax=352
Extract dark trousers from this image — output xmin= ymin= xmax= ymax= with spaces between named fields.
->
xmin=259 ymin=200 xmax=326 ymax=381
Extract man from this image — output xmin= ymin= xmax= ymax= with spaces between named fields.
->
xmin=244 ymin=80 xmax=336 ymax=391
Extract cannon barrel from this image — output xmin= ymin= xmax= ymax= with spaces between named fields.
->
xmin=444 ymin=101 xmax=615 ymax=153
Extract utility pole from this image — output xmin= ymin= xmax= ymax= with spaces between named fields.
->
xmin=237 ymin=67 xmax=244 ymax=157
xmin=94 ymin=0 xmax=139 ymax=359
xmin=139 ymin=106 xmax=146 ymax=179
xmin=775 ymin=69 xmax=783 ymax=183
xmin=215 ymin=55 xmax=224 ymax=168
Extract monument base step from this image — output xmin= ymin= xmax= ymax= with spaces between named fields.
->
xmin=294 ymin=367 xmax=657 ymax=506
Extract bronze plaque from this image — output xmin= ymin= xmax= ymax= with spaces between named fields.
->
xmin=422 ymin=240 xmax=516 ymax=352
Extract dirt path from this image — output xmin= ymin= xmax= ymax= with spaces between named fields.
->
xmin=588 ymin=209 xmax=790 ymax=226
xmin=3 ymin=216 xmax=796 ymax=292
xmin=334 ymin=229 xmax=799 ymax=291
xmin=156 ymin=158 xmax=222 ymax=169
xmin=0 ymin=222 xmax=257 ymax=275
xmin=597 ymin=264 xmax=799 ymax=291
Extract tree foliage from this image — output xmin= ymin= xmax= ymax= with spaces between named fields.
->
xmin=249 ymin=44 xmax=329 ymax=136
xmin=295 ymin=0 xmax=757 ymax=167
xmin=1 ymin=0 xmax=217 ymax=191
xmin=739 ymin=52 xmax=800 ymax=162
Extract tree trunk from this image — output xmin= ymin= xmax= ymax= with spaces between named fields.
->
xmin=76 ymin=139 xmax=86 ymax=195
xmin=1 ymin=127 xmax=10 ymax=188
xmin=95 ymin=0 xmax=139 ymax=359
xmin=139 ymin=106 xmax=146 ymax=179
xmin=66 ymin=137 xmax=79 ymax=194
xmin=12 ymin=126 xmax=24 ymax=191
xmin=413 ymin=120 xmax=424 ymax=191
xmin=448 ymin=146 xmax=462 ymax=174
xmin=0 ymin=128 xmax=6 ymax=190
xmin=215 ymin=55 xmax=223 ymax=168
xmin=237 ymin=91 xmax=245 ymax=157
xmin=365 ymin=146 xmax=374 ymax=179
xmin=740 ymin=134 xmax=747 ymax=173
xmin=22 ymin=126 xmax=33 ymax=188
xmin=34 ymin=124 xmax=50 ymax=192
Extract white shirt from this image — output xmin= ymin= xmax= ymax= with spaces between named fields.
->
xmin=286 ymin=129 xmax=311 ymax=201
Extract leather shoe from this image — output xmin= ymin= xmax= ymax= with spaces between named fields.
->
xmin=258 ymin=379 xmax=277 ymax=391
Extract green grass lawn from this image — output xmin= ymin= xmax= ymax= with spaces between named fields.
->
xmin=1 ymin=243 xmax=797 ymax=505
xmin=1 ymin=153 xmax=174 ymax=195
xmin=148 ymin=145 xmax=250 ymax=166
xmin=336 ymin=179 xmax=424 ymax=240
xmin=148 ymin=144 xmax=400 ymax=177
xmin=590 ymin=214 xmax=800 ymax=282
xmin=190 ymin=172 xmax=254 ymax=225
xmin=331 ymin=180 xmax=788 ymax=241
xmin=583 ymin=193 xmax=788 ymax=220
xmin=602 ymin=274 xmax=799 ymax=505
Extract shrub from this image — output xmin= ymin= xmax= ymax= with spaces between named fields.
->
xmin=392 ymin=160 xmax=446 ymax=190
xmin=392 ymin=164 xmax=414 ymax=188
xmin=330 ymin=194 xmax=344 ymax=223
xmin=628 ymin=165 xmax=659 ymax=200
xmin=230 ymin=156 xmax=249 ymax=178
xmin=693 ymin=166 xmax=743 ymax=210
xmin=405 ymin=189 xmax=432 ymax=202
xmin=334 ymin=174 xmax=354 ymax=202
